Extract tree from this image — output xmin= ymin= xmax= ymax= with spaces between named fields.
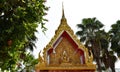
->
xmin=106 ymin=20 xmax=120 ymax=72
xmin=16 ymin=53 xmax=38 ymax=72
xmin=76 ymin=17 xmax=117 ymax=72
xmin=0 ymin=0 xmax=48 ymax=71
xmin=109 ymin=20 xmax=120 ymax=58
xmin=100 ymin=30 xmax=117 ymax=72
xmin=76 ymin=17 xmax=104 ymax=72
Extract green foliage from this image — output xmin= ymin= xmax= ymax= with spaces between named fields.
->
xmin=76 ymin=17 xmax=104 ymax=72
xmin=76 ymin=17 xmax=118 ymax=72
xmin=16 ymin=53 xmax=38 ymax=72
xmin=76 ymin=17 xmax=104 ymax=43
xmin=0 ymin=0 xmax=48 ymax=71
xmin=109 ymin=20 xmax=120 ymax=57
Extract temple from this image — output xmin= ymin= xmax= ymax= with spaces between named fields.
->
xmin=35 ymin=4 xmax=96 ymax=72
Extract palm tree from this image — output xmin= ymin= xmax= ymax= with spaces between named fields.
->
xmin=76 ymin=17 xmax=117 ymax=72
xmin=109 ymin=20 xmax=120 ymax=58
xmin=76 ymin=17 xmax=104 ymax=72
xmin=100 ymin=31 xmax=117 ymax=72
xmin=107 ymin=20 xmax=120 ymax=72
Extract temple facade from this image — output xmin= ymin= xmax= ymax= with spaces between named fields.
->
xmin=35 ymin=5 xmax=96 ymax=72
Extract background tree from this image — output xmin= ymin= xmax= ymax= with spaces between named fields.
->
xmin=109 ymin=20 xmax=120 ymax=58
xmin=100 ymin=30 xmax=117 ymax=72
xmin=76 ymin=17 xmax=117 ymax=72
xmin=76 ymin=17 xmax=103 ymax=72
xmin=0 ymin=0 xmax=48 ymax=71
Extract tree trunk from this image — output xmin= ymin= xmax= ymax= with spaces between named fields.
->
xmin=91 ymin=39 xmax=102 ymax=72
xmin=96 ymin=58 xmax=102 ymax=72
xmin=109 ymin=55 xmax=116 ymax=72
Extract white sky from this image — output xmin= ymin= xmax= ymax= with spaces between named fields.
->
xmin=33 ymin=0 xmax=120 ymax=68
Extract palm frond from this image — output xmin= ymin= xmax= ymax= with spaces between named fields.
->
xmin=76 ymin=24 xmax=84 ymax=29
xmin=76 ymin=31 xmax=84 ymax=36
xmin=80 ymin=36 xmax=86 ymax=42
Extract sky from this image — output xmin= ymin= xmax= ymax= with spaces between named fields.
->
xmin=33 ymin=0 xmax=120 ymax=68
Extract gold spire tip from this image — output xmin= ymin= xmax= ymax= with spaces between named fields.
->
xmin=62 ymin=2 xmax=65 ymax=18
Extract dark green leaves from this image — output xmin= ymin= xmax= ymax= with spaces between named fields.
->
xmin=76 ymin=17 xmax=118 ymax=72
xmin=110 ymin=20 xmax=120 ymax=57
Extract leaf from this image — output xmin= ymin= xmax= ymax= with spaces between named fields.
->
xmin=80 ymin=36 xmax=86 ymax=42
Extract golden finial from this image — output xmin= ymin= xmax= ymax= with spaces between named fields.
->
xmin=62 ymin=2 xmax=65 ymax=18
xmin=61 ymin=2 xmax=67 ymax=23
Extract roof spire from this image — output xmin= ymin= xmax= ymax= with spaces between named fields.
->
xmin=60 ymin=2 xmax=67 ymax=24
xmin=62 ymin=2 xmax=65 ymax=18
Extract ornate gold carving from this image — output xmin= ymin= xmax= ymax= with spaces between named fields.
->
xmin=87 ymin=50 xmax=94 ymax=65
xmin=36 ymin=65 xmax=96 ymax=70
xmin=38 ymin=51 xmax=46 ymax=66
xmin=35 ymin=51 xmax=46 ymax=70
xmin=35 ymin=6 xmax=96 ymax=71
xmin=43 ymin=16 xmax=92 ymax=65
xmin=36 ymin=18 xmax=95 ymax=69
xmin=62 ymin=50 xmax=69 ymax=63
xmin=38 ymin=51 xmax=44 ymax=63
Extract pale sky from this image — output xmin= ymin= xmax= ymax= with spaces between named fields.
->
xmin=33 ymin=0 xmax=120 ymax=68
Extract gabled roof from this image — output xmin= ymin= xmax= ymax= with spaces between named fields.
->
xmin=35 ymin=4 xmax=96 ymax=71
xmin=43 ymin=6 xmax=90 ymax=64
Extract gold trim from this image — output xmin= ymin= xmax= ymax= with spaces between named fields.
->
xmin=36 ymin=64 xmax=96 ymax=70
xmin=42 ymin=16 xmax=93 ymax=65
xmin=36 ymin=5 xmax=96 ymax=71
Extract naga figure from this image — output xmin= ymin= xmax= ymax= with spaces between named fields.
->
xmin=38 ymin=51 xmax=45 ymax=66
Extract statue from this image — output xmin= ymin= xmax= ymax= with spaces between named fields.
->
xmin=62 ymin=50 xmax=69 ymax=63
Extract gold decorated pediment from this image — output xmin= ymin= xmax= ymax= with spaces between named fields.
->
xmin=35 ymin=4 xmax=96 ymax=71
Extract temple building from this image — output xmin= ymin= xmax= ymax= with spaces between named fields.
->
xmin=35 ymin=5 xmax=96 ymax=72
